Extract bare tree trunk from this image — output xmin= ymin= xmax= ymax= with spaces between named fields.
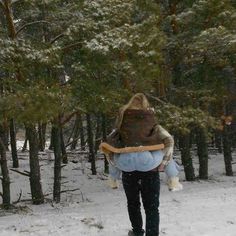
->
xmin=2 ymin=128 xmax=9 ymax=151
xmin=26 ymin=125 xmax=44 ymax=204
xmin=49 ymin=127 xmax=54 ymax=150
xmin=9 ymin=119 xmax=18 ymax=168
xmin=79 ymin=115 xmax=86 ymax=151
xmin=86 ymin=114 xmax=96 ymax=175
xmin=52 ymin=125 xmax=62 ymax=203
xmin=22 ymin=133 xmax=28 ymax=152
xmin=70 ymin=114 xmax=80 ymax=150
xmin=179 ymin=133 xmax=195 ymax=181
xmin=38 ymin=122 xmax=47 ymax=151
xmin=95 ymin=115 xmax=102 ymax=154
xmin=0 ymin=127 xmax=11 ymax=209
xmin=215 ymin=130 xmax=222 ymax=153
xmin=196 ymin=127 xmax=208 ymax=179
xmin=60 ymin=127 xmax=68 ymax=164
xmin=222 ymin=125 xmax=233 ymax=176
xmin=101 ymin=114 xmax=109 ymax=173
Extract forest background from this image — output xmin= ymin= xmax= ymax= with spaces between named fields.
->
xmin=0 ymin=0 xmax=236 ymax=208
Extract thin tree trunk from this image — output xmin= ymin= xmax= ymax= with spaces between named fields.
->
xmin=38 ymin=122 xmax=47 ymax=151
xmin=2 ymin=127 xmax=9 ymax=151
xmin=101 ymin=114 xmax=109 ymax=173
xmin=52 ymin=125 xmax=62 ymax=203
xmin=179 ymin=133 xmax=195 ymax=181
xmin=196 ymin=127 xmax=208 ymax=179
xmin=86 ymin=114 xmax=96 ymax=175
xmin=0 ymin=128 xmax=11 ymax=209
xmin=9 ymin=119 xmax=19 ymax=168
xmin=222 ymin=125 xmax=233 ymax=176
xmin=60 ymin=127 xmax=68 ymax=164
xmin=79 ymin=115 xmax=86 ymax=151
xmin=26 ymin=125 xmax=44 ymax=204
xmin=215 ymin=130 xmax=222 ymax=153
xmin=49 ymin=127 xmax=54 ymax=150
xmin=70 ymin=114 xmax=80 ymax=150
xmin=22 ymin=134 xmax=28 ymax=152
xmin=95 ymin=115 xmax=102 ymax=155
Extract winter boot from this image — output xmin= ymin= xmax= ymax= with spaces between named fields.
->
xmin=108 ymin=176 xmax=119 ymax=189
xmin=167 ymin=177 xmax=183 ymax=192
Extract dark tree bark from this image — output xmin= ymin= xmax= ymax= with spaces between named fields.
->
xmin=52 ymin=125 xmax=62 ymax=203
xmin=222 ymin=125 xmax=233 ymax=176
xmin=196 ymin=127 xmax=208 ymax=179
xmin=49 ymin=127 xmax=55 ymax=150
xmin=95 ymin=115 xmax=102 ymax=154
xmin=179 ymin=133 xmax=195 ymax=181
xmin=2 ymin=128 xmax=9 ymax=151
xmin=215 ymin=130 xmax=223 ymax=153
xmin=101 ymin=114 xmax=109 ymax=174
xmin=79 ymin=114 xmax=86 ymax=151
xmin=0 ymin=127 xmax=11 ymax=209
xmin=26 ymin=125 xmax=44 ymax=204
xmin=22 ymin=130 xmax=28 ymax=152
xmin=38 ymin=122 xmax=47 ymax=151
xmin=70 ymin=114 xmax=80 ymax=150
xmin=86 ymin=114 xmax=96 ymax=175
xmin=60 ymin=127 xmax=68 ymax=164
xmin=9 ymin=119 xmax=19 ymax=168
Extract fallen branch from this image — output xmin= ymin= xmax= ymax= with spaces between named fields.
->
xmin=44 ymin=188 xmax=80 ymax=197
xmin=60 ymin=188 xmax=80 ymax=194
xmin=10 ymin=169 xmax=30 ymax=177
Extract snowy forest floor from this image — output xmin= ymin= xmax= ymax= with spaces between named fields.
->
xmin=0 ymin=150 xmax=236 ymax=236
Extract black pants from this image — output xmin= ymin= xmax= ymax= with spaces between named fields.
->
xmin=122 ymin=171 xmax=160 ymax=236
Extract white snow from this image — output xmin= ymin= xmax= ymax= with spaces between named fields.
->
xmin=0 ymin=150 xmax=236 ymax=236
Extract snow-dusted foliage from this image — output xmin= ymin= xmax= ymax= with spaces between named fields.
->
xmin=0 ymin=0 xmax=166 ymax=121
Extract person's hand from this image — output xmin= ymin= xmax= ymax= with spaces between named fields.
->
xmin=158 ymin=163 xmax=165 ymax=172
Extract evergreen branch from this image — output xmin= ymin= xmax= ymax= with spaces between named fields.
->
xmin=50 ymin=33 xmax=65 ymax=44
xmin=10 ymin=168 xmax=30 ymax=177
xmin=16 ymin=20 xmax=50 ymax=36
xmin=62 ymin=42 xmax=83 ymax=52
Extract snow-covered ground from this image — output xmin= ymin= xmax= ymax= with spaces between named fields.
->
xmin=0 ymin=150 xmax=236 ymax=236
